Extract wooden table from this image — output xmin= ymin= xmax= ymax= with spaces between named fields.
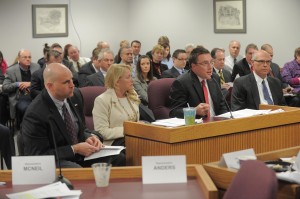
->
xmin=0 ymin=165 xmax=218 ymax=199
xmin=203 ymin=146 xmax=300 ymax=199
xmin=125 ymin=105 xmax=300 ymax=166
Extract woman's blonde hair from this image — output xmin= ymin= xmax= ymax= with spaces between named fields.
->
xmin=105 ymin=64 xmax=140 ymax=103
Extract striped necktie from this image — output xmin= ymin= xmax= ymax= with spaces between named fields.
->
xmin=262 ymin=80 xmax=274 ymax=105
xmin=62 ymin=103 xmax=78 ymax=144
xmin=219 ymin=70 xmax=225 ymax=84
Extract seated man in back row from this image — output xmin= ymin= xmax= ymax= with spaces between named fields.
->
xmin=22 ymin=63 xmax=125 ymax=168
xmin=169 ymin=46 xmax=228 ymax=119
xmin=231 ymin=50 xmax=286 ymax=111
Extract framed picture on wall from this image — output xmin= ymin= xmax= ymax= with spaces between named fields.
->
xmin=32 ymin=4 xmax=68 ymax=38
xmin=213 ymin=0 xmax=246 ymax=33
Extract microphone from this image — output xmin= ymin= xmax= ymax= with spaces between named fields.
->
xmin=48 ymin=116 xmax=74 ymax=190
xmin=169 ymin=96 xmax=188 ymax=114
xmin=211 ymin=77 xmax=234 ymax=119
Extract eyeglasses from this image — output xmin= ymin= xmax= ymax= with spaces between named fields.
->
xmin=254 ymin=60 xmax=271 ymax=65
xmin=195 ymin=61 xmax=213 ymax=67
xmin=20 ymin=56 xmax=32 ymax=59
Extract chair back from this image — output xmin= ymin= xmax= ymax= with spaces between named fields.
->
xmin=223 ymin=160 xmax=278 ymax=199
xmin=79 ymin=86 xmax=107 ymax=130
xmin=148 ymin=78 xmax=175 ymax=120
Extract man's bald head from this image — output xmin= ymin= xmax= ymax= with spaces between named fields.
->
xmin=44 ymin=63 xmax=70 ymax=84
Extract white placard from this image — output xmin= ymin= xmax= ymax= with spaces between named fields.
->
xmin=142 ymin=155 xmax=187 ymax=184
xmin=219 ymin=148 xmax=256 ymax=169
xmin=12 ymin=156 xmax=56 ymax=185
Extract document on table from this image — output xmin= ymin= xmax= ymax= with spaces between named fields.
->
xmin=6 ymin=181 xmax=81 ymax=199
xmin=84 ymin=146 xmax=125 ymax=161
xmin=215 ymin=108 xmax=284 ymax=119
xmin=276 ymin=172 xmax=300 ymax=184
xmin=151 ymin=118 xmax=203 ymax=127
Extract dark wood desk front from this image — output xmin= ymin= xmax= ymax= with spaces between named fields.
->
xmin=203 ymin=146 xmax=300 ymax=199
xmin=0 ymin=165 xmax=218 ymax=199
xmin=124 ymin=105 xmax=300 ymax=166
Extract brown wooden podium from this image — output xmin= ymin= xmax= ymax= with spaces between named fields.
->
xmin=124 ymin=105 xmax=300 ymax=166
xmin=0 ymin=165 xmax=218 ymax=199
xmin=203 ymin=146 xmax=300 ymax=199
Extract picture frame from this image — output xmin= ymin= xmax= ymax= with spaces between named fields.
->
xmin=213 ymin=0 xmax=246 ymax=33
xmin=32 ymin=4 xmax=68 ymax=38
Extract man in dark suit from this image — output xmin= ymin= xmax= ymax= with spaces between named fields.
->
xmin=131 ymin=40 xmax=141 ymax=66
xmin=85 ymin=49 xmax=114 ymax=87
xmin=22 ymin=63 xmax=125 ymax=168
xmin=231 ymin=43 xmax=258 ymax=81
xmin=0 ymin=124 xmax=13 ymax=169
xmin=161 ymin=49 xmax=187 ymax=78
xmin=78 ymin=48 xmax=102 ymax=87
xmin=169 ymin=47 xmax=228 ymax=119
xmin=231 ymin=50 xmax=286 ymax=111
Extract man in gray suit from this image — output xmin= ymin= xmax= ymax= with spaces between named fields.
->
xmin=85 ymin=49 xmax=114 ymax=87
xmin=3 ymin=49 xmax=39 ymax=122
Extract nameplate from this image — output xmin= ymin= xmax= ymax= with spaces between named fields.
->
xmin=12 ymin=156 xmax=56 ymax=185
xmin=219 ymin=148 xmax=256 ymax=169
xmin=142 ymin=155 xmax=187 ymax=184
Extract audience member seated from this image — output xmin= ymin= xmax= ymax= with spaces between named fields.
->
xmin=22 ymin=63 xmax=125 ymax=168
xmin=85 ymin=49 xmax=114 ymax=87
xmin=231 ymin=43 xmax=258 ymax=81
xmin=134 ymin=55 xmax=156 ymax=105
xmin=131 ymin=40 xmax=142 ymax=66
xmin=63 ymin=44 xmax=72 ymax=61
xmin=78 ymin=48 xmax=102 ymax=87
xmin=162 ymin=49 xmax=187 ymax=78
xmin=161 ymin=43 xmax=173 ymax=69
xmin=231 ymin=50 xmax=286 ymax=111
xmin=282 ymin=47 xmax=300 ymax=94
xmin=96 ymin=41 xmax=110 ymax=50
xmin=151 ymin=44 xmax=168 ymax=79
xmin=2 ymin=49 xmax=40 ymax=124
xmin=0 ymin=124 xmax=13 ymax=169
xmin=0 ymin=50 xmax=9 ymax=124
xmin=119 ymin=46 xmax=136 ymax=77
xmin=37 ymin=43 xmax=50 ymax=68
xmin=146 ymin=35 xmax=170 ymax=60
xmin=184 ymin=43 xmax=195 ymax=70
xmin=224 ymin=40 xmax=243 ymax=73
xmin=211 ymin=48 xmax=232 ymax=100
xmin=67 ymin=45 xmax=91 ymax=72
xmin=0 ymin=50 xmax=8 ymax=76
xmin=92 ymin=64 xmax=140 ymax=148
xmin=169 ymin=47 xmax=227 ymax=119
xmin=114 ymin=40 xmax=129 ymax=64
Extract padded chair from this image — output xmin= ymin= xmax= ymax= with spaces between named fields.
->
xmin=223 ymin=160 xmax=278 ymax=199
xmin=148 ymin=78 xmax=175 ymax=120
xmin=79 ymin=86 xmax=107 ymax=130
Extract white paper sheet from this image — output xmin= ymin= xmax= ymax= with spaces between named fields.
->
xmin=84 ymin=146 xmax=125 ymax=161
xmin=152 ymin=118 xmax=203 ymax=127
xmin=215 ymin=108 xmax=276 ymax=119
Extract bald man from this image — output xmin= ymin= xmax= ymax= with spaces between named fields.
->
xmin=231 ymin=50 xmax=286 ymax=111
xmin=22 ymin=63 xmax=125 ymax=168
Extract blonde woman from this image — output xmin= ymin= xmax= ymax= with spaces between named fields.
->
xmin=92 ymin=64 xmax=140 ymax=147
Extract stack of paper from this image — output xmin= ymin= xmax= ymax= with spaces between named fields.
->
xmin=276 ymin=172 xmax=300 ymax=184
xmin=6 ymin=182 xmax=81 ymax=199
xmin=84 ymin=146 xmax=125 ymax=161
xmin=215 ymin=108 xmax=284 ymax=119
xmin=152 ymin=118 xmax=203 ymax=127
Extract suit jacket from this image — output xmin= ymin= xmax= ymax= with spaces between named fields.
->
xmin=86 ymin=71 xmax=105 ymax=87
xmin=133 ymin=76 xmax=156 ymax=104
xmin=161 ymin=66 xmax=182 ymax=78
xmin=213 ymin=68 xmax=232 ymax=83
xmin=169 ymin=71 xmax=228 ymax=118
xmin=92 ymin=88 xmax=140 ymax=146
xmin=231 ymin=73 xmax=286 ymax=111
xmin=22 ymin=89 xmax=91 ymax=160
xmin=78 ymin=61 xmax=97 ymax=87
xmin=231 ymin=58 xmax=251 ymax=81
xmin=2 ymin=63 xmax=40 ymax=118
xmin=270 ymin=62 xmax=288 ymax=88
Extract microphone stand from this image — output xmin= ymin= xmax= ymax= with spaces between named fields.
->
xmin=49 ymin=116 xmax=74 ymax=190
xmin=211 ymin=76 xmax=234 ymax=119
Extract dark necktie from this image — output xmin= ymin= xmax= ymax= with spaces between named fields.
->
xmin=219 ymin=70 xmax=225 ymax=84
xmin=201 ymin=80 xmax=210 ymax=118
xmin=76 ymin=62 xmax=81 ymax=71
xmin=262 ymin=80 xmax=274 ymax=105
xmin=234 ymin=58 xmax=237 ymax=64
xmin=62 ymin=103 xmax=78 ymax=144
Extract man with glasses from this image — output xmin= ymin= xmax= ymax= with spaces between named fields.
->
xmin=162 ymin=49 xmax=187 ymax=78
xmin=231 ymin=50 xmax=286 ymax=111
xmin=231 ymin=43 xmax=258 ymax=81
xmin=169 ymin=47 xmax=228 ymax=119
xmin=85 ymin=49 xmax=114 ymax=87
xmin=3 ymin=49 xmax=39 ymax=124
